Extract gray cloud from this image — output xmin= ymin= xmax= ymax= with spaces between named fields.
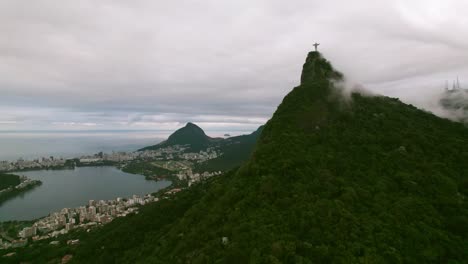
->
xmin=1 ymin=0 xmax=467 ymax=131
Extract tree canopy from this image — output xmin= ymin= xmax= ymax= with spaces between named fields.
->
xmin=4 ymin=52 xmax=468 ymax=264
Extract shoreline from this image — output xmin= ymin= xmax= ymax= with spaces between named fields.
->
xmin=0 ymin=176 xmax=42 ymax=206
xmin=0 ymin=166 xmax=173 ymax=223
xmin=0 ymin=177 xmax=180 ymax=250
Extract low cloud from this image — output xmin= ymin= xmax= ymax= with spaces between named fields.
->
xmin=434 ymin=89 xmax=468 ymax=123
xmin=0 ymin=0 xmax=467 ymax=131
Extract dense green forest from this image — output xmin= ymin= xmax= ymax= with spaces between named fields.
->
xmin=0 ymin=173 xmax=20 ymax=190
xmin=194 ymin=126 xmax=263 ymax=173
xmin=121 ymin=161 xmax=174 ymax=178
xmin=0 ymin=175 xmax=42 ymax=205
xmin=0 ymin=173 xmax=43 ymax=205
xmin=3 ymin=52 xmax=468 ymax=263
xmin=121 ymin=161 xmax=187 ymax=187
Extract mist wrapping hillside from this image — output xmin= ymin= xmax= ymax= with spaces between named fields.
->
xmin=439 ymin=88 xmax=468 ymax=124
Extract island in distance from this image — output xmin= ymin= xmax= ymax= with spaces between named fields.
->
xmin=4 ymin=51 xmax=467 ymax=263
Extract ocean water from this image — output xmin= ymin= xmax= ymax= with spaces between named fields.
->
xmin=0 ymin=130 xmax=168 ymax=161
xmin=0 ymin=129 xmax=251 ymax=161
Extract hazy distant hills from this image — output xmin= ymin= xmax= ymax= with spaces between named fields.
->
xmin=9 ymin=52 xmax=468 ymax=263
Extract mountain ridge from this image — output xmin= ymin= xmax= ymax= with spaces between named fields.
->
xmin=194 ymin=125 xmax=264 ymax=172
xmin=139 ymin=122 xmax=265 ymax=172
xmin=7 ymin=51 xmax=468 ymax=263
xmin=139 ymin=122 xmax=217 ymax=152
xmin=71 ymin=51 xmax=467 ymax=262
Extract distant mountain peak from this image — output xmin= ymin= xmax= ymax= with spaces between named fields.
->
xmin=185 ymin=122 xmax=198 ymax=127
xmin=173 ymin=122 xmax=206 ymax=135
xmin=138 ymin=123 xmax=263 ymax=159
xmin=139 ymin=122 xmax=211 ymax=151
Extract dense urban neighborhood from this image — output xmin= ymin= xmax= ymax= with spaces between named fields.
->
xmin=0 ymin=123 xmax=262 ymax=261
xmin=0 ymin=144 xmax=226 ymax=251
xmin=0 ymin=191 xmax=185 ymax=250
xmin=0 ymin=145 xmax=220 ymax=173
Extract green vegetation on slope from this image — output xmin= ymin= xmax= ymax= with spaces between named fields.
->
xmin=194 ymin=126 xmax=264 ymax=172
xmin=139 ymin=122 xmax=218 ymax=152
xmin=4 ymin=51 xmax=468 ymax=263
xmin=0 ymin=173 xmax=42 ymax=205
xmin=121 ymin=161 xmax=174 ymax=178
xmin=0 ymin=173 xmax=21 ymax=190
xmin=0 ymin=182 xmax=42 ymax=206
xmin=121 ymin=160 xmax=187 ymax=187
xmin=78 ymin=52 xmax=468 ymax=263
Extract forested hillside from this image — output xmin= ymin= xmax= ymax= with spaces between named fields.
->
xmin=139 ymin=122 xmax=217 ymax=152
xmin=71 ymin=51 xmax=468 ymax=263
xmin=0 ymin=173 xmax=20 ymax=190
xmin=194 ymin=126 xmax=264 ymax=172
xmin=5 ymin=51 xmax=468 ymax=263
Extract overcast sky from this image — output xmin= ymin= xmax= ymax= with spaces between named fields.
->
xmin=1 ymin=0 xmax=467 ymax=132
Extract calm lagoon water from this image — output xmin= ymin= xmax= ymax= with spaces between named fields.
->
xmin=0 ymin=129 xmax=251 ymax=221
xmin=0 ymin=166 xmax=171 ymax=221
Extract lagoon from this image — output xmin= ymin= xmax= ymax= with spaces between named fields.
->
xmin=0 ymin=166 xmax=171 ymax=221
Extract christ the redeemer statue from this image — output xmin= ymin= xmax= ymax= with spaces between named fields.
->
xmin=313 ymin=43 xmax=320 ymax=51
